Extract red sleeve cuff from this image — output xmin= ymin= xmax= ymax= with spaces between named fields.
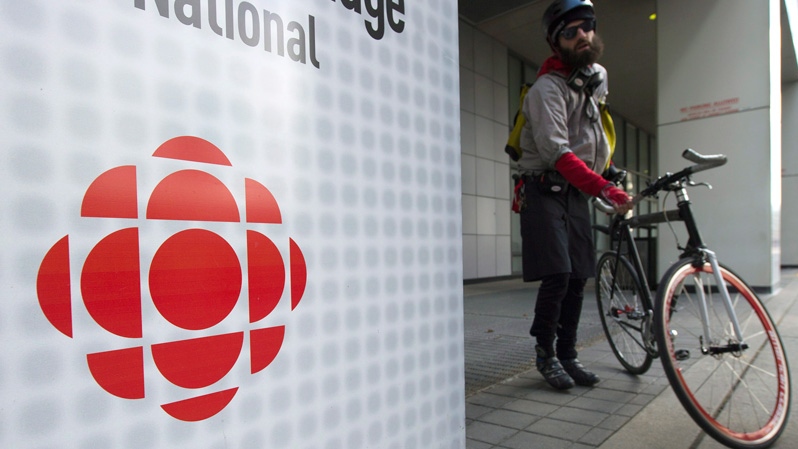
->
xmin=554 ymin=152 xmax=609 ymax=197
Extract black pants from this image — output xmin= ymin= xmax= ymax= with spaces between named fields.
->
xmin=529 ymin=273 xmax=587 ymax=360
xmin=520 ymin=177 xmax=594 ymax=359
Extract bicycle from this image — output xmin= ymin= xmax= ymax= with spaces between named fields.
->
xmin=594 ymin=149 xmax=791 ymax=449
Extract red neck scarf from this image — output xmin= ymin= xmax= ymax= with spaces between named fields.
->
xmin=538 ymin=55 xmax=572 ymax=77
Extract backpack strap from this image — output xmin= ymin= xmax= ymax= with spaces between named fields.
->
xmin=504 ymin=83 xmax=533 ymax=162
xmin=599 ymin=101 xmax=615 ymax=171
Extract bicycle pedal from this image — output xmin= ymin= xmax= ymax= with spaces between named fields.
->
xmin=675 ymin=349 xmax=690 ymax=361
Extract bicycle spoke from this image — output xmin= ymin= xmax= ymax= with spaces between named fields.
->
xmin=721 ymin=359 xmax=773 ymax=416
xmin=614 ymin=321 xmax=647 ymax=350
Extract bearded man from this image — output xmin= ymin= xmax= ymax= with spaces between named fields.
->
xmin=516 ymin=0 xmax=633 ymax=390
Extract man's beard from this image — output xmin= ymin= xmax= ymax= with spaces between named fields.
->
xmin=559 ymin=33 xmax=604 ymax=68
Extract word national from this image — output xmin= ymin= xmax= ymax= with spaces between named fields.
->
xmin=134 ymin=0 xmax=320 ymax=69
xmin=329 ymin=0 xmax=405 ymax=40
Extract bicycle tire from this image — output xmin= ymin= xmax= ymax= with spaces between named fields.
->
xmin=596 ymin=252 xmax=654 ymax=375
xmin=655 ymin=259 xmax=791 ymax=449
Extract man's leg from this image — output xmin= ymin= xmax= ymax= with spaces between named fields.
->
xmin=555 ymin=277 xmax=586 ymax=359
xmin=530 ymin=273 xmax=575 ymax=390
xmin=556 ymin=277 xmax=600 ymax=386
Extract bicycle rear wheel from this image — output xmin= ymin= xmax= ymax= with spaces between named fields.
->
xmin=596 ymin=252 xmax=653 ymax=375
xmin=655 ymin=259 xmax=791 ymax=449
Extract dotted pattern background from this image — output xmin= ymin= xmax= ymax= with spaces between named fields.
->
xmin=0 ymin=1 xmax=464 ymax=448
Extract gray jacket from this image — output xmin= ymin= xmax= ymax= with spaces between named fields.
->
xmin=518 ymin=63 xmax=610 ymax=176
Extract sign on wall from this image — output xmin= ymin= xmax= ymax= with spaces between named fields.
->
xmin=0 ymin=1 xmax=464 ymax=448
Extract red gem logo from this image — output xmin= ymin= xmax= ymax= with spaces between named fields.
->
xmin=35 ymin=136 xmax=307 ymax=421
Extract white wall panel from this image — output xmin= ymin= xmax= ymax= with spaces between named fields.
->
xmin=783 ymin=81 xmax=798 ymax=265
xmin=496 ymin=199 xmax=512 ymax=238
xmin=0 ymin=1 xmax=465 ymax=448
xmin=493 ymin=81 xmax=509 ymax=126
xmin=475 ymin=157 xmax=496 ymax=197
xmin=495 ymin=162 xmax=511 ymax=201
xmin=476 ymin=235 xmax=497 ymax=277
xmin=472 ymin=30 xmax=494 ymax=78
xmin=459 ymin=67 xmax=476 ymax=114
xmin=461 ymin=154 xmax=477 ymax=195
xmin=474 ymin=115 xmax=495 ymax=160
xmin=458 ymin=22 xmax=474 ymax=71
xmin=782 ymin=177 xmax=798 ymax=265
xmin=474 ymin=74 xmax=494 ymax=119
xmin=462 ymin=234 xmax=478 ymax=280
xmin=497 ymin=236 xmax=512 ymax=276
xmin=462 ymin=194 xmax=478 ymax=235
xmin=494 ymin=121 xmax=511 ymax=162
xmin=460 ymin=110 xmax=476 ymax=156
xmin=492 ymin=40 xmax=509 ymax=87
xmin=476 ymin=197 xmax=498 ymax=236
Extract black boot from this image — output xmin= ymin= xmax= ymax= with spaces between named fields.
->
xmin=535 ymin=345 xmax=575 ymax=390
xmin=561 ymin=358 xmax=600 ymax=386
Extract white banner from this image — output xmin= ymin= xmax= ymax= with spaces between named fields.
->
xmin=0 ymin=1 xmax=464 ymax=448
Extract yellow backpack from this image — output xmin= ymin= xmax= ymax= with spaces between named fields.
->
xmin=504 ymin=83 xmax=533 ymax=162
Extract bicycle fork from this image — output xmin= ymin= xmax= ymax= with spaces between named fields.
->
xmin=693 ymin=249 xmax=747 ymax=356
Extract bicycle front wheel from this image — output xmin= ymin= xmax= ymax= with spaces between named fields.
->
xmin=655 ymin=259 xmax=791 ymax=449
xmin=596 ymin=252 xmax=653 ymax=375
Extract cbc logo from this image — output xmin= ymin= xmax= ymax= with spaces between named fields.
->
xmin=36 ymin=136 xmax=307 ymax=421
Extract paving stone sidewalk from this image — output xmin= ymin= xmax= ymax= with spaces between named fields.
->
xmin=463 ymin=270 xmax=798 ymax=449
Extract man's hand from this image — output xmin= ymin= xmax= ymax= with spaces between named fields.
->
xmin=601 ymin=184 xmax=633 ymax=215
xmin=554 ymin=153 xmax=634 ymax=214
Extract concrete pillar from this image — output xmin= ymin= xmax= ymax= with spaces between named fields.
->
xmin=782 ymin=0 xmax=798 ymax=266
xmin=657 ymin=0 xmax=781 ymax=289
xmin=784 ymin=81 xmax=798 ymax=265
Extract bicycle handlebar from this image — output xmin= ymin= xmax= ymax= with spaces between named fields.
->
xmin=593 ymin=196 xmax=618 ymax=214
xmin=593 ymin=148 xmax=727 ymax=214
xmin=681 ymin=148 xmax=727 ymax=175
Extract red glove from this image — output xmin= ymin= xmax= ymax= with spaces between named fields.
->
xmin=554 ymin=152 xmax=613 ymax=197
xmin=600 ymin=184 xmax=631 ymax=207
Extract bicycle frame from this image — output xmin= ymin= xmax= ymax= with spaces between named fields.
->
xmin=604 ymin=181 xmax=746 ymax=353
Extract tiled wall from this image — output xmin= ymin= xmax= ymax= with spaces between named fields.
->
xmin=459 ymin=21 xmax=513 ymax=280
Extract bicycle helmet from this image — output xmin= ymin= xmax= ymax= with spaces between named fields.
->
xmin=542 ymin=0 xmax=595 ymax=46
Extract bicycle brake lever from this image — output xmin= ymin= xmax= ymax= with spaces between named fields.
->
xmin=687 ymin=180 xmax=712 ymax=189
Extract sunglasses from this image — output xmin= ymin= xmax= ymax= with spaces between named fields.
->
xmin=560 ymin=19 xmax=596 ymax=40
